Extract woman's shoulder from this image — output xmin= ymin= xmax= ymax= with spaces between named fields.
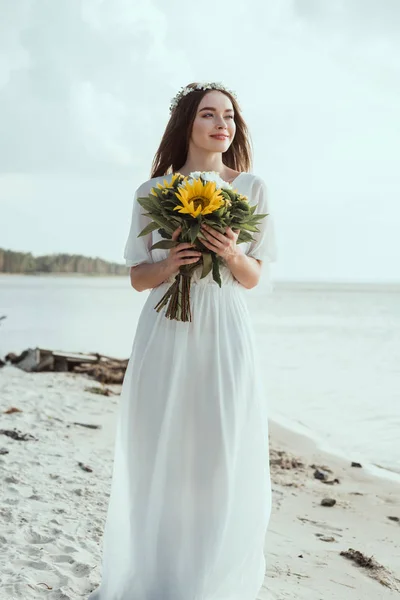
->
xmin=237 ymin=172 xmax=267 ymax=192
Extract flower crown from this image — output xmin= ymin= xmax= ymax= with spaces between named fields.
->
xmin=169 ymin=82 xmax=238 ymax=114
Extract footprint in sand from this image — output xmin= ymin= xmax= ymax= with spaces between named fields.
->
xmin=14 ymin=558 xmax=49 ymax=570
xmin=51 ymin=554 xmax=76 ymax=564
xmin=0 ymin=508 xmax=13 ymax=522
xmin=4 ymin=497 xmax=19 ymax=505
xmin=70 ymin=562 xmax=91 ymax=577
xmin=61 ymin=544 xmax=77 ymax=553
xmin=23 ymin=527 xmax=55 ymax=544
xmin=48 ymin=591 xmax=71 ymax=600
xmin=4 ymin=475 xmax=19 ymax=484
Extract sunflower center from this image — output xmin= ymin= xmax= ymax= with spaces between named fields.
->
xmin=192 ymin=195 xmax=210 ymax=210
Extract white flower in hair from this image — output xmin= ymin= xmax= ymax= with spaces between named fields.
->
xmin=169 ymin=82 xmax=238 ymax=114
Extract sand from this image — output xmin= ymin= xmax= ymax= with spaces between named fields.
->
xmin=0 ymin=365 xmax=399 ymax=599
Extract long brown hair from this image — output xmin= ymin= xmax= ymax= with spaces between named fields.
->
xmin=150 ymin=82 xmax=253 ymax=179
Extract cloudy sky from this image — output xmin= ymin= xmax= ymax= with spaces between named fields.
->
xmin=0 ymin=0 xmax=399 ymax=282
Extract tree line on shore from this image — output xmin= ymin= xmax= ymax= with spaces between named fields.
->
xmin=0 ymin=248 xmax=127 ymax=275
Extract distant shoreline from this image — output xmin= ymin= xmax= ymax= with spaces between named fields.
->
xmin=1 ymin=273 xmax=399 ymax=291
xmin=0 ymin=272 xmax=127 ymax=277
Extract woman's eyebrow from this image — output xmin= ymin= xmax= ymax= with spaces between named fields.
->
xmin=198 ymin=107 xmax=234 ymax=112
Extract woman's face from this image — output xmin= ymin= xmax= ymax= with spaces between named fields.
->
xmin=190 ymin=90 xmax=236 ymax=152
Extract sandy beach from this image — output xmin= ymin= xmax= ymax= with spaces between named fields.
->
xmin=1 ymin=364 xmax=399 ymax=599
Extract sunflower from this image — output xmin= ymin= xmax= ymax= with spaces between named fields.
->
xmin=151 ymin=173 xmax=182 ymax=195
xmin=173 ymin=178 xmax=225 ymax=218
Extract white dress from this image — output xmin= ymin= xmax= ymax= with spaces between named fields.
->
xmin=88 ymin=172 xmax=277 ymax=600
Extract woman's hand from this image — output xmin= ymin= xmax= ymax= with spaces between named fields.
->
xmin=200 ymin=223 xmax=240 ymax=260
xmin=165 ymin=226 xmax=202 ymax=271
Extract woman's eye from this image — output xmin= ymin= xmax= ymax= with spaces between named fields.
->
xmin=203 ymin=113 xmax=234 ymax=119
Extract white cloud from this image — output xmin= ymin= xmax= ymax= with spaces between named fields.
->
xmin=0 ymin=0 xmax=399 ymax=281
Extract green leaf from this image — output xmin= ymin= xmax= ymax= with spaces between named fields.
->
xmin=212 ymin=253 xmax=222 ymax=287
xmin=137 ymin=221 xmax=160 ymax=237
xmin=200 ymin=252 xmax=213 ymax=279
xmin=237 ymin=230 xmax=254 ymax=243
xmin=137 ymin=196 xmax=161 ymax=212
xmin=149 ymin=214 xmax=176 ymax=233
xmin=189 ymin=221 xmax=201 ymax=243
xmin=150 ymin=240 xmax=179 ymax=250
xmin=239 ymin=223 xmax=260 ymax=232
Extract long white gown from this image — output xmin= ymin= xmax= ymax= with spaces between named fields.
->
xmin=88 ymin=172 xmax=277 ymax=600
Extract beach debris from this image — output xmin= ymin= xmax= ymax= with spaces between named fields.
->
xmin=286 ymin=569 xmax=310 ymax=579
xmin=27 ymin=582 xmax=53 ymax=591
xmin=72 ymin=422 xmax=101 ymax=430
xmin=3 ymin=406 xmax=23 ymax=414
xmin=297 ymin=516 xmax=343 ymax=535
xmin=313 ymin=468 xmax=329 ymax=480
xmin=46 ymin=416 xmax=102 ymax=430
xmin=351 ymin=461 xmax=363 ymax=468
xmin=84 ymin=385 xmax=117 ymax=396
xmin=5 ymin=347 xmax=128 ymax=384
xmin=78 ymin=461 xmax=93 ymax=473
xmin=315 ymin=534 xmax=336 ymax=542
xmin=0 ymin=448 xmax=9 ymax=454
xmin=269 ymin=449 xmax=305 ymax=469
xmin=323 ymin=477 xmax=340 ymax=485
xmin=312 ymin=468 xmax=340 ymax=485
xmin=387 ymin=516 xmax=399 ymax=523
xmin=340 ymin=548 xmax=400 ymax=591
xmin=0 ymin=428 xmax=37 ymax=441
xmin=321 ymin=497 xmax=337 ymax=507
xmin=310 ymin=463 xmax=333 ymax=473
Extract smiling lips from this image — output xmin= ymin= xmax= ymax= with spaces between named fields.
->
xmin=211 ymin=134 xmax=229 ymax=140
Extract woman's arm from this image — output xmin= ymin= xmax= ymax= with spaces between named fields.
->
xmin=130 ymin=259 xmax=175 ymax=292
xmin=130 ymin=227 xmax=202 ymax=292
xmin=223 ymin=252 xmax=262 ymax=289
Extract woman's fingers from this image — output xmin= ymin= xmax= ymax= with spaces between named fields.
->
xmin=225 ymin=226 xmax=239 ymax=239
xmin=171 ymin=226 xmax=182 ymax=241
xmin=201 ymin=223 xmax=221 ymax=241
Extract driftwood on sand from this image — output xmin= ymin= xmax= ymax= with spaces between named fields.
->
xmin=4 ymin=347 xmax=128 ymax=384
xmin=340 ymin=548 xmax=400 ymax=591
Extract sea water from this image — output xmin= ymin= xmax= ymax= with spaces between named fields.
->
xmin=1 ymin=275 xmax=399 ymax=480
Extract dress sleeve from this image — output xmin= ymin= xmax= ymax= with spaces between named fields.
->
xmin=123 ymin=186 xmax=154 ymax=267
xmin=245 ymin=176 xmax=277 ymax=263
xmin=243 ymin=176 xmax=277 ymax=296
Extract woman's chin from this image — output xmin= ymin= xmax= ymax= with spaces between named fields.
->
xmin=206 ymin=140 xmax=230 ymax=151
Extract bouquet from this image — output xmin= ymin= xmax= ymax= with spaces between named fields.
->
xmin=137 ymin=171 xmax=268 ymax=322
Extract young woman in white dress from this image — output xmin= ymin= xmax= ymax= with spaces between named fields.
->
xmin=88 ymin=81 xmax=277 ymax=600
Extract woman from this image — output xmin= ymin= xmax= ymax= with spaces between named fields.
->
xmin=88 ymin=81 xmax=277 ymax=600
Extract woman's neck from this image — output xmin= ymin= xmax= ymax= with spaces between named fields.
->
xmin=177 ymin=154 xmax=224 ymax=172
